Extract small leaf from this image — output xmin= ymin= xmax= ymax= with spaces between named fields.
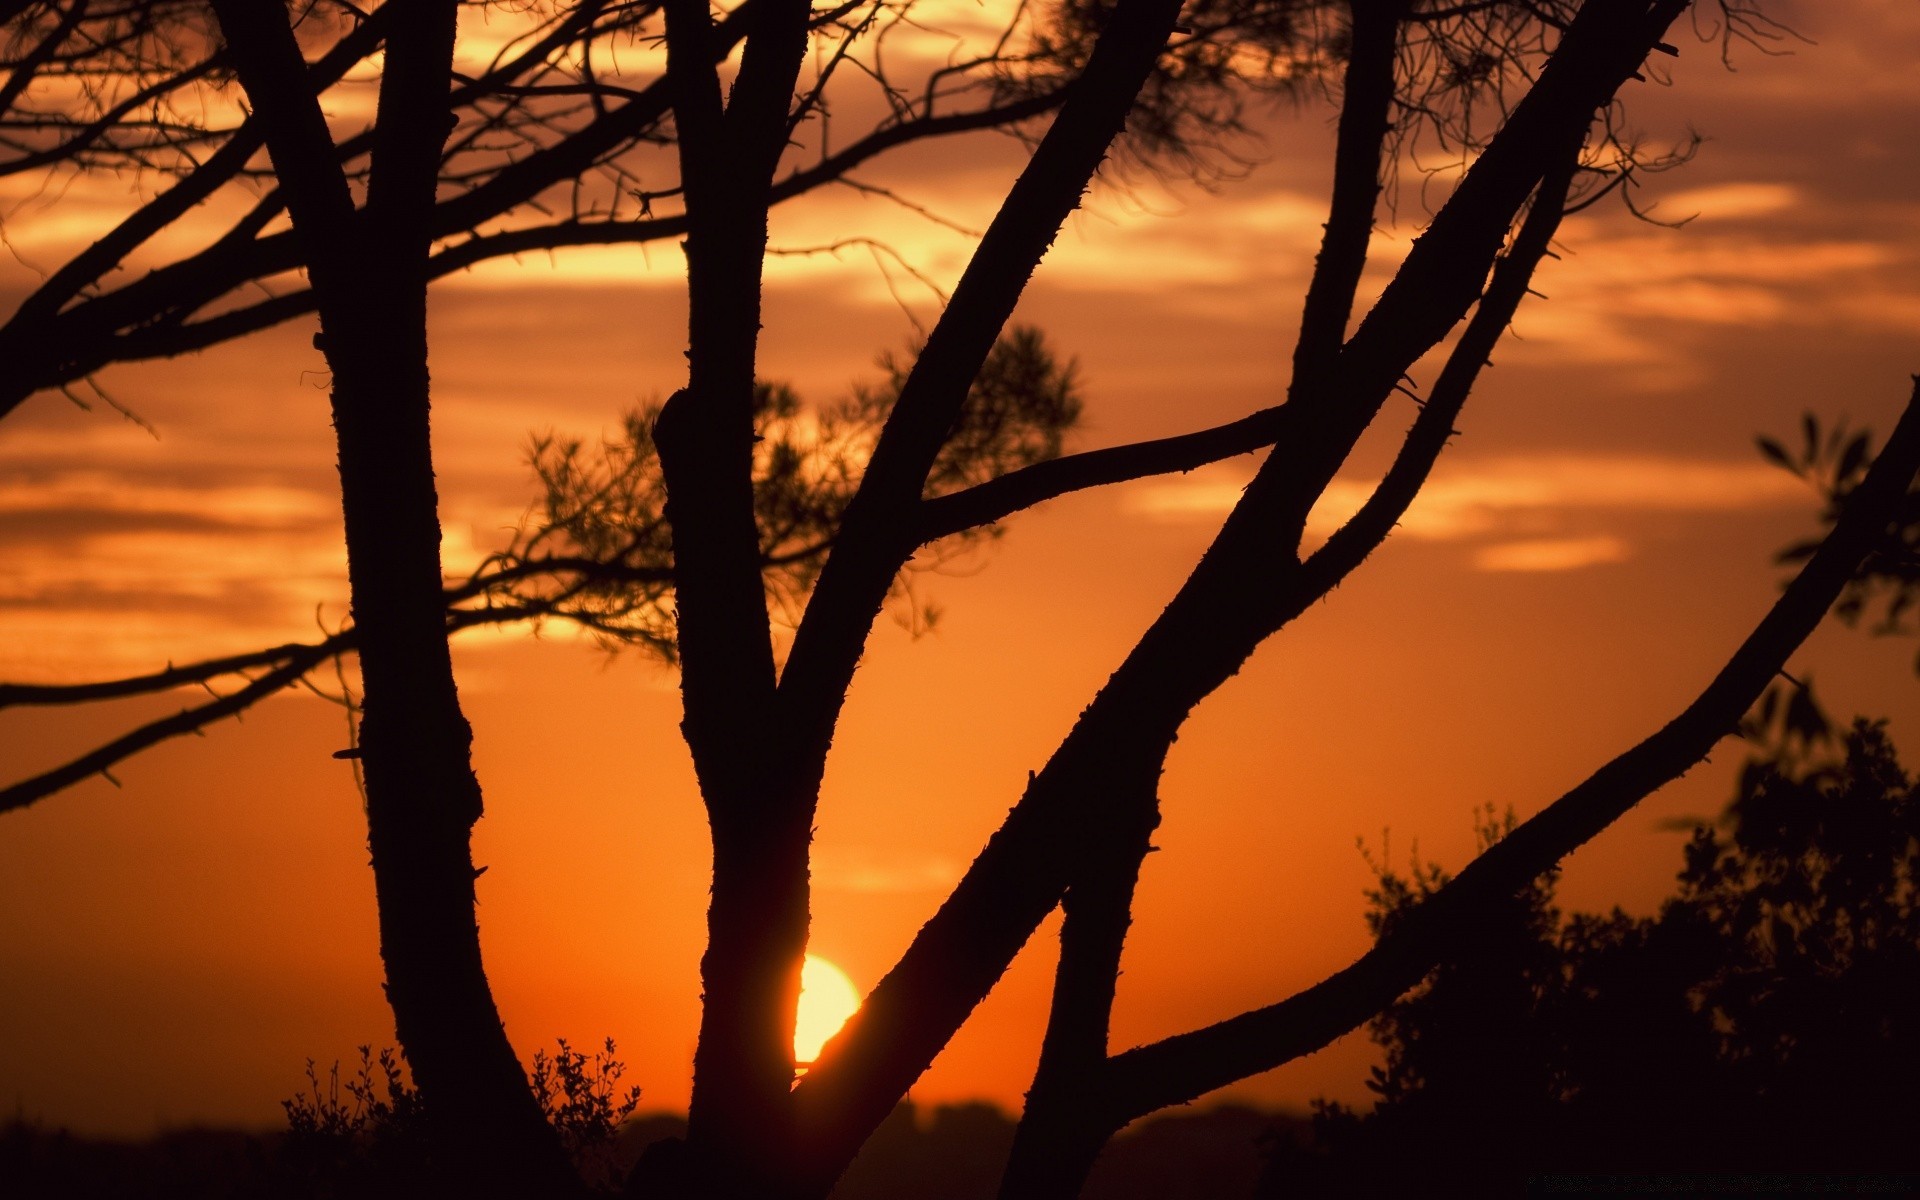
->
xmin=1785 ymin=683 xmax=1831 ymax=743
xmin=1775 ymin=538 xmax=1821 ymax=565
xmin=1836 ymin=431 xmax=1871 ymax=485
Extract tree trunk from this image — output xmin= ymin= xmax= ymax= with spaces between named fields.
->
xmin=652 ymin=0 xmax=814 ymax=1191
xmin=207 ymin=2 xmax=575 ymax=1189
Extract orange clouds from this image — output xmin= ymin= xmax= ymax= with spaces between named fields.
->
xmin=1123 ymin=453 xmax=1811 ymax=574
xmin=1473 ymin=535 xmax=1632 ymax=573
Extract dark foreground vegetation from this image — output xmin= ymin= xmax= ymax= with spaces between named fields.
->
xmin=1265 ymin=708 xmax=1920 ymax=1197
xmin=1 ymin=1103 xmax=1306 ymax=1200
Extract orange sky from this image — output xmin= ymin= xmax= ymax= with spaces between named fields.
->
xmin=5 ymin=0 xmax=1920 ymax=1138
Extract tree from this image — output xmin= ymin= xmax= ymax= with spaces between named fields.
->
xmin=4 ymin=2 xmax=1917 ymax=1199
xmin=1273 ymin=710 xmax=1920 ymax=1196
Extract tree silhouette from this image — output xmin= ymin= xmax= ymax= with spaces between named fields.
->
xmin=1269 ymin=712 xmax=1920 ymax=1197
xmin=3 ymin=2 xmax=1915 ymax=1198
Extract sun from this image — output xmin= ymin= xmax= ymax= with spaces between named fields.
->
xmin=795 ymin=954 xmax=862 ymax=1066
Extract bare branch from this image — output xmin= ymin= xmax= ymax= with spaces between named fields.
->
xmin=776 ymin=0 xmax=1192 ymax=772
xmin=1289 ymin=0 xmax=1404 ymax=396
xmin=790 ymin=7 xmax=1692 ymax=1181
xmin=1098 ymin=381 xmax=1920 ymax=1123
xmin=0 ymin=644 xmax=330 ymax=816
xmin=0 ymin=638 xmax=343 ymax=710
xmin=914 ymin=405 xmax=1288 ymax=544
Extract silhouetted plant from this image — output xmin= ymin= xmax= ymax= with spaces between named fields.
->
xmin=485 ymin=327 xmax=1082 ymax=654
xmin=530 ymin=1038 xmax=643 ymax=1190
xmin=279 ymin=1046 xmax=429 ymax=1194
xmin=1764 ymin=413 xmax=1920 ymax=661
xmin=284 ymin=1039 xmax=641 ymax=1193
xmin=1266 ymin=718 xmax=1920 ymax=1197
xmin=1672 ymin=720 xmax=1920 ymax=1150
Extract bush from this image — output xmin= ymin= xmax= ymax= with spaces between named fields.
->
xmin=282 ymin=1038 xmax=639 ymax=1194
xmin=1263 ymin=717 xmax=1920 ymax=1197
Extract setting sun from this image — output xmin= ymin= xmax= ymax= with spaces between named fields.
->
xmin=795 ymin=954 xmax=862 ymax=1066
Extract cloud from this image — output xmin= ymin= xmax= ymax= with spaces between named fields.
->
xmin=1315 ymin=454 xmax=1812 ymax=541
xmin=1652 ymin=182 xmax=1801 ymax=223
xmin=1127 ymin=454 xmax=1806 ymax=530
xmin=1473 ymin=535 xmax=1631 ymax=573
xmin=0 ymin=475 xmax=333 ymax=528
xmin=0 ymin=471 xmax=351 ymax=678
xmin=1039 ymin=186 xmax=1329 ymax=294
xmin=1122 ymin=455 xmax=1810 ymax=574
xmin=1121 ymin=470 xmax=1252 ymax=519
xmin=1503 ymin=225 xmax=1900 ymax=366
xmin=813 ymin=847 xmax=962 ymax=894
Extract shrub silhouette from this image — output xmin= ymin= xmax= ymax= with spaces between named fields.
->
xmin=1266 ymin=715 xmax=1920 ymax=1197
xmin=282 ymin=1040 xmax=639 ymax=1195
xmin=279 ymin=1047 xmax=431 ymax=1198
xmin=530 ymin=1039 xmax=644 ymax=1190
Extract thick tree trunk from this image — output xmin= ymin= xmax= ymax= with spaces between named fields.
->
xmin=328 ymin=335 xmax=573 ymax=1195
xmin=207 ymin=2 xmax=574 ymax=1190
xmin=651 ymin=0 xmax=814 ymax=1192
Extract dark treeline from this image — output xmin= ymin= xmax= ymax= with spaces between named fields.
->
xmin=0 ymin=1103 xmax=1305 ymax=1200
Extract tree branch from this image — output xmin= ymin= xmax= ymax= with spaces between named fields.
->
xmin=988 ymin=35 xmax=1582 ymax=1200
xmin=777 ymin=0 xmax=1190 ymax=787
xmin=791 ymin=6 xmax=1688 ymax=1179
xmin=914 ymin=405 xmax=1289 ymax=544
xmin=997 ymin=757 xmax=1166 ymax=1200
xmin=0 ymin=645 xmax=333 ymax=817
xmin=1288 ymin=0 xmax=1404 ymax=399
xmin=1098 ymin=379 xmax=1920 ymax=1123
xmin=0 ymin=634 xmax=343 ymax=712
xmin=1301 ymin=127 xmax=1583 ymax=597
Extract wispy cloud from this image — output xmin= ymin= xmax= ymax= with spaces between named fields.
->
xmin=0 ymin=471 xmax=349 ymax=678
xmin=1478 ymin=173 xmax=1920 ymax=373
xmin=1473 ymin=535 xmax=1631 ymax=573
xmin=1122 ymin=453 xmax=1810 ymax=572
xmin=813 ymin=847 xmax=962 ymax=894
xmin=1312 ymin=454 xmax=1811 ymax=540
xmin=1651 ymin=182 xmax=1801 ymax=223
